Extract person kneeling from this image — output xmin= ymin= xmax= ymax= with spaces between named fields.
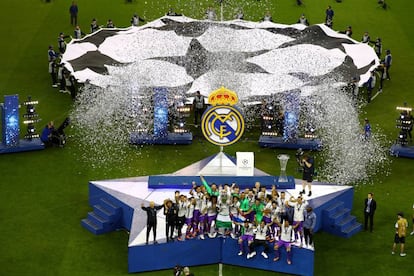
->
xmin=248 ymin=220 xmax=271 ymax=259
xmin=40 ymin=121 xmax=55 ymax=146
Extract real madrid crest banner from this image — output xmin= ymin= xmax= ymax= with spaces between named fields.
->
xmin=201 ymin=87 xmax=245 ymax=146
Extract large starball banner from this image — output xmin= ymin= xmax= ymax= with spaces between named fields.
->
xmin=1 ymin=95 xmax=20 ymax=146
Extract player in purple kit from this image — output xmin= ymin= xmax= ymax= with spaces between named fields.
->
xmin=189 ymin=181 xmax=204 ymax=237
xmin=237 ymin=220 xmax=255 ymax=258
xmin=288 ymin=195 xmax=308 ymax=247
xmin=269 ymin=201 xmax=281 ymax=241
xmin=176 ymin=195 xmax=187 ymax=241
xmin=185 ymin=197 xmax=196 ymax=239
xmin=273 ymin=220 xmax=298 ymax=264
xmin=230 ymin=195 xmax=243 ymax=238
xmin=206 ymin=195 xmax=218 ymax=238
xmin=248 ymin=220 xmax=272 ymax=259
xmin=262 ymin=195 xmax=273 ymax=225
xmin=198 ymin=193 xmax=209 ymax=239
xmin=241 ymin=190 xmax=256 ymax=223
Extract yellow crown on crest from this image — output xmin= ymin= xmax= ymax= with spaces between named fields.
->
xmin=208 ymin=86 xmax=238 ymax=106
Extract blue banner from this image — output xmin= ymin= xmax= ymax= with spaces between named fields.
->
xmin=153 ymin=87 xmax=168 ymax=137
xmin=283 ymin=90 xmax=300 ymax=142
xmin=2 ymin=95 xmax=20 ymax=146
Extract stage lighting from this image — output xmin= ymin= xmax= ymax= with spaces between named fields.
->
xmin=397 ymin=131 xmax=408 ymax=145
xmin=304 ymin=133 xmax=317 ymax=139
xmin=262 ymin=115 xmax=274 ymax=121
xmin=23 ymin=96 xmax=39 ymax=119
xmin=173 ymin=118 xmax=188 ymax=134
xmin=395 ymin=104 xmax=412 ymax=146
xmin=136 ymin=122 xmax=148 ymax=133
xmin=261 ymin=131 xmax=278 ymax=136
xmin=303 ymin=123 xmax=317 ymax=139
xmin=24 ymin=122 xmax=39 ymax=139
xmin=176 ymin=105 xmax=191 ymax=113
xmin=261 ymin=120 xmax=278 ymax=136
xmin=22 ymin=96 xmax=41 ymax=140
xmin=396 ymin=106 xmax=412 ymax=112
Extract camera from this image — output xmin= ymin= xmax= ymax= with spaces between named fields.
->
xmin=296 ymin=148 xmax=304 ymax=163
xmin=295 ymin=148 xmax=304 ymax=172
xmin=173 ymin=265 xmax=183 ymax=276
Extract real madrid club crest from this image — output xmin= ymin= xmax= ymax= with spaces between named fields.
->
xmin=201 ymin=87 xmax=245 ymax=146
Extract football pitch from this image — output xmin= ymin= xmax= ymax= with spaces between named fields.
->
xmin=0 ymin=1 xmax=413 ymax=275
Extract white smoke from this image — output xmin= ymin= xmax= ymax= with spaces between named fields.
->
xmin=299 ymin=84 xmax=389 ymax=184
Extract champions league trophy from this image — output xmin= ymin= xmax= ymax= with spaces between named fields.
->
xmin=277 ymin=154 xmax=290 ymax=182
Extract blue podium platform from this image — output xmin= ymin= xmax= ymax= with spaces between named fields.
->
xmin=128 ymin=238 xmax=222 ymax=273
xmin=0 ymin=138 xmax=45 ymax=154
xmin=148 ymin=175 xmax=295 ymax=190
xmin=222 ymin=238 xmax=314 ymax=276
xmin=390 ymin=144 xmax=414 ymax=158
xmin=82 ymin=154 xmax=362 ymax=275
xmin=258 ymin=136 xmax=322 ymax=150
xmin=130 ymin=132 xmax=192 ymax=145
xmin=128 ymin=237 xmax=314 ymax=275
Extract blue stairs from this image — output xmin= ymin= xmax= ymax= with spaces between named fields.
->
xmin=81 ymin=197 xmax=122 ymax=235
xmin=322 ymin=200 xmax=362 ymax=238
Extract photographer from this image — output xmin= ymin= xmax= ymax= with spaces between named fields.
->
xmin=173 ymin=266 xmax=194 ymax=276
xmin=173 ymin=265 xmax=182 ymax=276
xmin=300 ymin=154 xmax=314 ymax=197
xmin=295 ymin=148 xmax=304 ymax=169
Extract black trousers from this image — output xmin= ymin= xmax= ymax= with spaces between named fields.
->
xmin=364 ymin=212 xmax=374 ymax=232
xmin=304 ymin=228 xmax=313 ymax=245
xmin=194 ymin=108 xmax=204 ymax=125
xmin=71 ymin=15 xmax=77 ymax=26
xmin=166 ymin=221 xmax=175 ymax=241
xmin=146 ymin=223 xmax=157 ymax=242
xmin=176 ymin=216 xmax=185 ymax=237
xmin=249 ymin=239 xmax=269 ymax=253
xmin=51 ymin=73 xmax=57 ymax=85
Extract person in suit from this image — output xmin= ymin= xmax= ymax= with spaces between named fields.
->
xmin=69 ymin=1 xmax=78 ymax=26
xmin=364 ymin=193 xmax=377 ymax=232
xmin=141 ymin=201 xmax=164 ymax=244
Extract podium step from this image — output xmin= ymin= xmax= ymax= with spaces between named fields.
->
xmin=81 ymin=197 xmax=122 ymax=235
xmin=322 ymin=200 xmax=361 ymax=238
xmin=81 ymin=218 xmax=105 ymax=235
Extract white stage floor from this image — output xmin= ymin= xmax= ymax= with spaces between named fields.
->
xmin=91 ymin=178 xmax=351 ymax=247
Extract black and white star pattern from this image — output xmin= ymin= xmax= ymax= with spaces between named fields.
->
xmin=62 ymin=16 xmax=379 ymax=98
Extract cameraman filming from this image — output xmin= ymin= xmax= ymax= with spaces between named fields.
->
xmin=173 ymin=265 xmax=182 ymax=276
xmin=300 ymin=154 xmax=315 ymax=197
xmin=173 ymin=265 xmax=194 ymax=276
